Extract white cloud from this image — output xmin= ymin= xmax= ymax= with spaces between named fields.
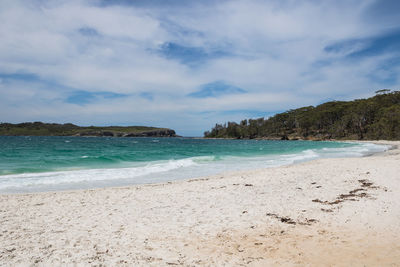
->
xmin=0 ymin=0 xmax=398 ymax=136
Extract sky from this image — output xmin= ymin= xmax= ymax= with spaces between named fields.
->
xmin=0 ymin=0 xmax=399 ymax=136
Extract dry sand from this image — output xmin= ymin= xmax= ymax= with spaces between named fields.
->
xmin=1 ymin=141 xmax=400 ymax=266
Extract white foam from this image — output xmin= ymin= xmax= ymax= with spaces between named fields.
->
xmin=0 ymin=158 xmax=198 ymax=192
xmin=0 ymin=142 xmax=389 ymax=193
xmin=317 ymin=142 xmax=388 ymax=157
xmin=277 ymin=142 xmax=388 ymax=165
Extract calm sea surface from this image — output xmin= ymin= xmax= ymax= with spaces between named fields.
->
xmin=0 ymin=136 xmax=388 ymax=193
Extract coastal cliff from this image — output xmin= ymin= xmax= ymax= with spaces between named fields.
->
xmin=0 ymin=122 xmax=177 ymax=137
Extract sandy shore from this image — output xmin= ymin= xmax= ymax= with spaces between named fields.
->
xmin=1 ymin=141 xmax=400 ymax=266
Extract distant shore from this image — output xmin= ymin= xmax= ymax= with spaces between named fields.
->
xmin=0 ymin=122 xmax=178 ymax=137
xmin=1 ymin=141 xmax=399 ymax=265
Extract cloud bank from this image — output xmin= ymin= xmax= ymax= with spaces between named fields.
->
xmin=0 ymin=0 xmax=399 ymax=136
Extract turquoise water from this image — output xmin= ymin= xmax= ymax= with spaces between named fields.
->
xmin=0 ymin=136 xmax=388 ymax=193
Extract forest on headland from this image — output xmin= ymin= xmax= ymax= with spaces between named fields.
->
xmin=0 ymin=122 xmax=177 ymax=137
xmin=204 ymin=90 xmax=400 ymax=140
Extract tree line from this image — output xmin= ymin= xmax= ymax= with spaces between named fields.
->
xmin=204 ymin=90 xmax=400 ymax=140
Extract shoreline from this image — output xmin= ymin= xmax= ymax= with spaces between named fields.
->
xmin=1 ymin=141 xmax=400 ymax=265
xmin=0 ymin=140 xmax=390 ymax=196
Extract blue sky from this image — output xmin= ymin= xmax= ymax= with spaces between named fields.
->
xmin=0 ymin=0 xmax=399 ymax=136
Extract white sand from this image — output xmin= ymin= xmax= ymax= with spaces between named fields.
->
xmin=1 ymin=141 xmax=400 ymax=266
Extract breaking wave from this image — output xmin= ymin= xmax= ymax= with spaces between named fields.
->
xmin=0 ymin=142 xmax=389 ymax=193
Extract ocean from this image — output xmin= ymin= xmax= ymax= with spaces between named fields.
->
xmin=0 ymin=136 xmax=388 ymax=193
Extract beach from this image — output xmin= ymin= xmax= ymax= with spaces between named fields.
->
xmin=1 ymin=141 xmax=399 ymax=266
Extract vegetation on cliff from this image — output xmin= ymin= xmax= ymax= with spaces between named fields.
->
xmin=204 ymin=90 xmax=400 ymax=140
xmin=0 ymin=122 xmax=177 ymax=137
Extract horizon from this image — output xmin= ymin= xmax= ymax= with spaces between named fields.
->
xmin=1 ymin=89 xmax=398 ymax=138
xmin=1 ymin=0 xmax=400 ymax=136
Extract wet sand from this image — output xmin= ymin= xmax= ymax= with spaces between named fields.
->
xmin=1 ymin=141 xmax=399 ymax=266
